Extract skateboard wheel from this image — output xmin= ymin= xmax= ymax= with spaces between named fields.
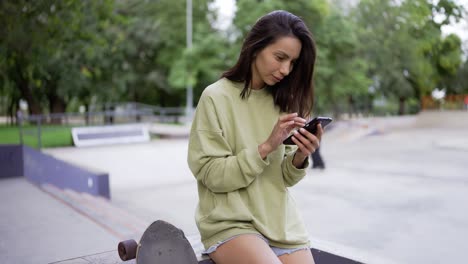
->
xmin=118 ymin=239 xmax=138 ymax=261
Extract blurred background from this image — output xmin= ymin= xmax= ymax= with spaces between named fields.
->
xmin=1 ymin=0 xmax=467 ymax=129
xmin=1 ymin=0 xmax=467 ymax=264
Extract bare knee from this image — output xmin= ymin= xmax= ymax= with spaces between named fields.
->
xmin=209 ymin=234 xmax=282 ymax=264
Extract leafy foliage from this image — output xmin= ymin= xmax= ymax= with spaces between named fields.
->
xmin=354 ymin=0 xmax=464 ymax=114
xmin=0 ymin=0 xmax=466 ymax=119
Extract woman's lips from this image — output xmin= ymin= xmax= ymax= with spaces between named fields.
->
xmin=273 ymin=75 xmax=282 ymax=82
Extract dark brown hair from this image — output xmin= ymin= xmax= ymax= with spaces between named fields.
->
xmin=222 ymin=10 xmax=317 ymax=118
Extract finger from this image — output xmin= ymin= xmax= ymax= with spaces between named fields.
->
xmin=279 ymin=112 xmax=298 ymax=122
xmin=298 ymin=128 xmax=318 ymax=143
xmin=293 ymin=117 xmax=307 ymax=127
xmin=280 ymin=120 xmax=295 ymax=129
xmin=298 ymin=128 xmax=320 ymax=149
xmin=293 ymin=130 xmax=316 ymax=151
xmin=294 ymin=117 xmax=307 ymax=123
xmin=282 ymin=117 xmax=305 ymax=130
xmin=292 ymin=135 xmax=312 ymax=156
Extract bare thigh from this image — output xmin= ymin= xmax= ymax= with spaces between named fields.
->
xmin=279 ymin=248 xmax=315 ymax=264
xmin=209 ymin=234 xmax=282 ymax=264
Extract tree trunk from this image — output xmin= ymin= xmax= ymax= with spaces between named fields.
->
xmin=47 ymin=80 xmax=67 ymax=124
xmin=348 ymin=95 xmax=356 ymax=118
xmin=398 ymin=96 xmax=406 ymax=115
xmin=7 ymin=99 xmax=15 ymax=125
xmin=14 ymin=65 xmax=41 ymax=116
xmin=84 ymin=103 xmax=90 ymax=125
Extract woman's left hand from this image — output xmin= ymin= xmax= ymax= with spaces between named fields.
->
xmin=291 ymin=123 xmax=323 ymax=165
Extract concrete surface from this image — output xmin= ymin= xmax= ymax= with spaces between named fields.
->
xmin=0 ymin=179 xmax=118 ymax=264
xmin=1 ymin=111 xmax=467 ymax=263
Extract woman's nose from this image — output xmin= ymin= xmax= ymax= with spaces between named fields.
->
xmin=279 ymin=62 xmax=291 ymax=76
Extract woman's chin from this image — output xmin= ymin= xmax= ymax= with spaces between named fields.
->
xmin=266 ymin=79 xmax=279 ymax=86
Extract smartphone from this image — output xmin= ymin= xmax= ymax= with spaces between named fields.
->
xmin=283 ymin=117 xmax=333 ymax=145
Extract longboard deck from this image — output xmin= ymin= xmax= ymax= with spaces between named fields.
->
xmin=136 ymin=220 xmax=198 ymax=264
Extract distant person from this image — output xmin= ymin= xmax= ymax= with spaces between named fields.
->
xmin=464 ymin=95 xmax=468 ymax=110
xmin=188 ymin=10 xmax=322 ymax=264
xmin=16 ymin=109 xmax=23 ymax=125
xmin=311 ymin=146 xmax=325 ymax=169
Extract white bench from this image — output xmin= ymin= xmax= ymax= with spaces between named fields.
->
xmin=72 ymin=124 xmax=150 ymax=147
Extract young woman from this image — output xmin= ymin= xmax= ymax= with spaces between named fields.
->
xmin=188 ymin=10 xmax=322 ymax=264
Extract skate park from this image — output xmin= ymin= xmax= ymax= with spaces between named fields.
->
xmin=1 ymin=110 xmax=467 ymax=264
xmin=3 ymin=0 xmax=468 ymax=262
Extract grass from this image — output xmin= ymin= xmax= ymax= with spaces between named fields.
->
xmin=0 ymin=124 xmax=74 ymax=148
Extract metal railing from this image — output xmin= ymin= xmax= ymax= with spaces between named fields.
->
xmin=17 ymin=106 xmax=187 ymax=149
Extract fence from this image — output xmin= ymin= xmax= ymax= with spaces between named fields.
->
xmin=421 ymin=95 xmax=468 ymax=110
xmin=16 ymin=104 xmax=186 ymax=149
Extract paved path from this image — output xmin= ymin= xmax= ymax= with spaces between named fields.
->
xmin=2 ymin=111 xmax=467 ymax=263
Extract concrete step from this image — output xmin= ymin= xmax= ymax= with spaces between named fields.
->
xmin=41 ymin=184 xmax=208 ymax=262
xmin=41 ymin=184 xmax=148 ymax=240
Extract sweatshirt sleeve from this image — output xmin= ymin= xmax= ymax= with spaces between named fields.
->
xmin=187 ymin=94 xmax=270 ymax=193
xmin=281 ymin=144 xmax=310 ymax=187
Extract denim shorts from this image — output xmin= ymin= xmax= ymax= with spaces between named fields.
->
xmin=203 ymin=234 xmax=309 ymax=257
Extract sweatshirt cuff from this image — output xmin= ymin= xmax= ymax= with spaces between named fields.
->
xmin=237 ymin=147 xmax=270 ymax=177
xmin=284 ymin=152 xmax=309 ymax=175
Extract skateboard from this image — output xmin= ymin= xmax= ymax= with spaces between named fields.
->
xmin=118 ymin=220 xmax=198 ymax=263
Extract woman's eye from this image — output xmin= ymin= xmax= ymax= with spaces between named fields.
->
xmin=289 ymin=61 xmax=295 ymax=69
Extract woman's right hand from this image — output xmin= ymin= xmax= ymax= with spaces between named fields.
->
xmin=258 ymin=113 xmax=306 ymax=159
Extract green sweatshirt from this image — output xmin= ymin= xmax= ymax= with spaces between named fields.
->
xmin=187 ymin=78 xmax=310 ymax=249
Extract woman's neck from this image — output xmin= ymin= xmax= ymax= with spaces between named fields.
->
xmin=250 ymin=76 xmax=265 ymax=90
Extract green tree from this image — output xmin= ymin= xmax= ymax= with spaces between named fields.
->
xmin=314 ymin=9 xmax=371 ymax=118
xmin=354 ymin=0 xmax=464 ymax=114
xmin=0 ymin=0 xmax=117 ymax=117
xmin=1 ymin=0 xmax=223 ymax=116
xmin=448 ymin=58 xmax=468 ymax=94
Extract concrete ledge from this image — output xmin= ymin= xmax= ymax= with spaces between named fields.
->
xmin=0 ymin=145 xmax=24 ymax=179
xmin=309 ymin=237 xmax=399 ymax=264
xmin=149 ymin=123 xmax=191 ymax=138
xmin=0 ymin=145 xmax=110 ymax=198
xmin=52 ymin=247 xmax=363 ymax=264
xmin=414 ymin=110 xmax=468 ymax=129
xmin=72 ymin=124 xmax=150 ymax=147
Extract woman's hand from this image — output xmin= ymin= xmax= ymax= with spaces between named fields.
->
xmin=291 ymin=123 xmax=323 ymax=168
xmin=258 ymin=113 xmax=306 ymax=159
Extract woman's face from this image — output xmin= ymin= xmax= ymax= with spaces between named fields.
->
xmin=251 ymin=36 xmax=301 ymax=89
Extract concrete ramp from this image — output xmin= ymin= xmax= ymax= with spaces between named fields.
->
xmin=413 ymin=110 xmax=468 ymax=129
xmin=149 ymin=123 xmax=191 ymax=138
